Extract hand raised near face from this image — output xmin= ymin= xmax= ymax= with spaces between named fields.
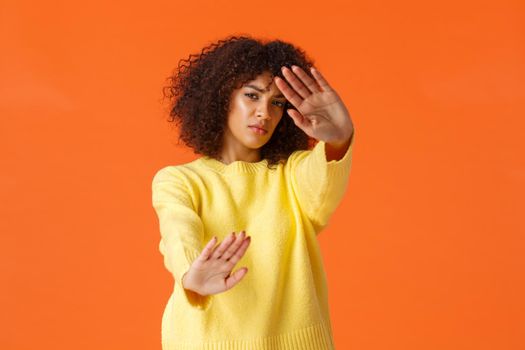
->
xmin=274 ymin=65 xmax=354 ymax=146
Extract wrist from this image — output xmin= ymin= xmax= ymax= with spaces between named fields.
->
xmin=182 ymin=271 xmax=204 ymax=295
xmin=182 ymin=272 xmax=192 ymax=290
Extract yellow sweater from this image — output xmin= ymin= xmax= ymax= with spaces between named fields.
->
xmin=151 ymin=135 xmax=355 ymax=350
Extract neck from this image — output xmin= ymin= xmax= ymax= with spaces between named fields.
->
xmin=218 ymin=132 xmax=262 ymax=164
xmin=217 ymin=151 xmax=261 ymax=165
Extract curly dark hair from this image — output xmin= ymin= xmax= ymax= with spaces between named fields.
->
xmin=161 ymin=34 xmax=319 ymax=169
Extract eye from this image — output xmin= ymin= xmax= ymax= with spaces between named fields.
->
xmin=245 ymin=93 xmax=285 ymax=108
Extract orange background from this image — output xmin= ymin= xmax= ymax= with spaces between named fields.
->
xmin=1 ymin=0 xmax=524 ymax=349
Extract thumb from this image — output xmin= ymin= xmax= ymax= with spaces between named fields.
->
xmin=224 ymin=267 xmax=248 ymax=291
xmin=287 ymin=109 xmax=309 ymax=130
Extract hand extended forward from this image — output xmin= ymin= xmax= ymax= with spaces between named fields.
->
xmin=181 ymin=231 xmax=251 ymax=297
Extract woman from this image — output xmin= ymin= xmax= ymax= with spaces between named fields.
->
xmin=152 ymin=35 xmax=355 ymax=350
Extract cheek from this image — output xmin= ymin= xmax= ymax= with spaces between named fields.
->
xmin=237 ymin=100 xmax=252 ymax=115
xmin=226 ymin=111 xmax=248 ymax=136
xmin=227 ymin=113 xmax=242 ymax=132
xmin=227 ymin=101 xmax=249 ymax=124
xmin=273 ymin=113 xmax=285 ymax=126
xmin=228 ymin=93 xmax=250 ymax=114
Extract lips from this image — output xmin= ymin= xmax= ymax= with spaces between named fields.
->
xmin=248 ymin=125 xmax=268 ymax=135
xmin=249 ymin=125 xmax=267 ymax=132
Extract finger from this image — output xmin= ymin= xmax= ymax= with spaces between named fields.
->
xmin=291 ymin=65 xmax=323 ymax=94
xmin=220 ymin=231 xmax=246 ymax=261
xmin=274 ymin=75 xmax=303 ymax=110
xmin=224 ymin=267 xmax=248 ymax=291
xmin=287 ymin=108 xmax=312 ymax=131
xmin=226 ymin=236 xmax=252 ymax=266
xmin=211 ymin=232 xmax=237 ymax=259
xmin=281 ymin=66 xmax=312 ymax=100
xmin=310 ymin=66 xmax=333 ymax=92
xmin=197 ymin=236 xmax=218 ymax=261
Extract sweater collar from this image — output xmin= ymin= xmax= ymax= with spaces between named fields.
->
xmin=199 ymin=156 xmax=270 ymax=174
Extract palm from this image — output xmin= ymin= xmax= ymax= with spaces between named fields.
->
xmin=294 ymin=89 xmax=348 ymax=138
xmin=191 ymin=257 xmax=241 ymax=295
xmin=183 ymin=232 xmax=251 ymax=296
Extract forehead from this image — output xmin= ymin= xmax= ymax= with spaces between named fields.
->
xmin=242 ymin=72 xmax=282 ymax=95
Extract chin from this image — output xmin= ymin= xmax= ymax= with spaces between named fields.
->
xmin=244 ymin=131 xmax=272 ymax=146
xmin=244 ymin=141 xmax=266 ymax=150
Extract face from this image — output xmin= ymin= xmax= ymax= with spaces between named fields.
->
xmin=223 ymin=71 xmax=287 ymax=154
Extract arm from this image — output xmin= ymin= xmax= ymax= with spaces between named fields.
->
xmin=151 ymin=166 xmax=212 ymax=310
xmin=273 ymin=65 xmax=356 ymax=233
xmin=290 ymin=131 xmax=355 ymax=233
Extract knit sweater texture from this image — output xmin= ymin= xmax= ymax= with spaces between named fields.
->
xmin=151 ymin=134 xmax=355 ymax=350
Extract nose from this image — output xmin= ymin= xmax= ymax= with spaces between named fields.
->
xmin=256 ymin=102 xmax=272 ymax=120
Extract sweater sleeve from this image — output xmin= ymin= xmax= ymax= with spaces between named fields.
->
xmin=151 ymin=166 xmax=212 ymax=310
xmin=290 ymin=132 xmax=355 ymax=233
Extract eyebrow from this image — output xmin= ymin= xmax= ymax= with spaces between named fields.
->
xmin=244 ymin=84 xmax=285 ymax=98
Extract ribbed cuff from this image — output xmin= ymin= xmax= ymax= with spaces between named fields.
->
xmin=316 ymin=132 xmax=355 ymax=174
